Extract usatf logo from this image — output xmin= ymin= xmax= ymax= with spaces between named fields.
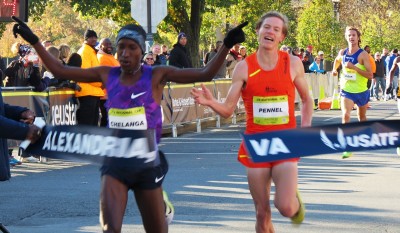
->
xmin=320 ymin=129 xmax=399 ymax=150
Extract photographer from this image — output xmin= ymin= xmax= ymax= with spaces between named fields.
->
xmin=4 ymin=42 xmax=45 ymax=91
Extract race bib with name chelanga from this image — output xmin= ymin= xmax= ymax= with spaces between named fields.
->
xmin=108 ymin=107 xmax=148 ymax=129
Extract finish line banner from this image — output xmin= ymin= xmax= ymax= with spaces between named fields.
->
xmin=242 ymin=120 xmax=400 ymax=163
xmin=25 ymin=126 xmax=160 ymax=170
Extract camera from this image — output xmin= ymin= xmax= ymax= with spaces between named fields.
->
xmin=18 ymin=44 xmax=31 ymax=57
xmin=26 ymin=53 xmax=39 ymax=63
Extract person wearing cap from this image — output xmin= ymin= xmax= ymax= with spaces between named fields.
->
xmin=75 ymin=29 xmax=103 ymax=126
xmin=169 ymin=32 xmax=192 ymax=68
xmin=4 ymin=42 xmax=42 ymax=88
xmin=305 ymin=45 xmax=314 ymax=63
xmin=11 ymin=16 xmax=247 ymax=233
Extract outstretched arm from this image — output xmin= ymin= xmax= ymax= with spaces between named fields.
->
xmin=156 ymin=22 xmax=248 ymax=84
xmin=191 ymin=60 xmax=246 ymax=118
xmin=11 ymin=16 xmax=106 ymax=83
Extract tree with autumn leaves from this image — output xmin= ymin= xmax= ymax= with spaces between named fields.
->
xmin=0 ymin=0 xmax=400 ymax=66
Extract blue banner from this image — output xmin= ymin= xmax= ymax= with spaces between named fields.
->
xmin=242 ymin=120 xmax=400 ymax=163
xmin=25 ymin=126 xmax=160 ymax=171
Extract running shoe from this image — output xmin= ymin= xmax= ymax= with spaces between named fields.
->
xmin=163 ymin=191 xmax=174 ymax=225
xmin=22 ymin=156 xmax=40 ymax=163
xmin=291 ymin=190 xmax=305 ymax=224
xmin=397 ymin=147 xmax=400 ymax=156
xmin=342 ymin=152 xmax=353 ymax=159
xmin=9 ymin=156 xmax=22 ymax=166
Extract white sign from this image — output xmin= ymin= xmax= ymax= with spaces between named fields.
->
xmin=131 ymin=0 xmax=168 ymax=33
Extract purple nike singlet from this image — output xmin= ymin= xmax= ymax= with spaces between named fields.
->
xmin=105 ymin=65 xmax=162 ymax=143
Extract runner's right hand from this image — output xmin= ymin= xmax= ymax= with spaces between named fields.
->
xmin=12 ymin=16 xmax=39 ymax=45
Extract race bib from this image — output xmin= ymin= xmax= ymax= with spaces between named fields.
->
xmin=343 ymin=68 xmax=356 ymax=80
xmin=253 ymin=95 xmax=289 ymax=125
xmin=108 ymin=107 xmax=148 ymax=130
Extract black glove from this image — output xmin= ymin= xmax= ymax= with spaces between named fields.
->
xmin=223 ymin=22 xmax=248 ymax=49
xmin=12 ymin=16 xmax=39 ymax=45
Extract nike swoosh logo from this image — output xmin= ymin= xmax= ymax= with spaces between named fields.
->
xmin=131 ymin=91 xmax=146 ymax=100
xmin=155 ymin=175 xmax=164 ymax=183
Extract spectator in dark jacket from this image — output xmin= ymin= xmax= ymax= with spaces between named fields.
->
xmin=302 ymin=54 xmax=312 ymax=73
xmin=4 ymin=42 xmax=44 ymax=91
xmin=0 ymin=88 xmax=42 ymax=181
xmin=169 ymin=32 xmax=192 ymax=68
xmin=373 ymin=52 xmax=385 ymax=100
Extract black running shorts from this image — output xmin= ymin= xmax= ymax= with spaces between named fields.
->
xmin=100 ymin=151 xmax=169 ymax=190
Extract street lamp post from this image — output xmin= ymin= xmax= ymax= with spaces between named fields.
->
xmin=332 ymin=0 xmax=340 ymax=21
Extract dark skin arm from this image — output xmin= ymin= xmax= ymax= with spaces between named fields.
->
xmin=12 ymin=16 xmax=247 ymax=105
xmin=30 ymin=40 xmax=230 ymax=105
xmin=151 ymin=46 xmax=230 ymax=103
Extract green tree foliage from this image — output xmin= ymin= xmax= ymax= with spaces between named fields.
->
xmin=69 ymin=0 xmax=207 ymax=67
xmin=0 ymin=1 xmax=119 ymax=58
xmin=232 ymin=0 xmax=297 ymax=53
xmin=69 ymin=0 xmax=132 ymax=26
xmin=2 ymin=0 xmax=400 ymax=66
xmin=158 ymin=0 xmax=206 ymax=67
xmin=199 ymin=0 xmax=296 ymax=56
xmin=296 ymin=0 xmax=342 ymax=61
xmin=358 ymin=1 xmax=400 ymax=53
xmin=329 ymin=0 xmax=400 ymax=54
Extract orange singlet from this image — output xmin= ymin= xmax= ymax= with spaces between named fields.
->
xmin=238 ymin=51 xmax=299 ymax=168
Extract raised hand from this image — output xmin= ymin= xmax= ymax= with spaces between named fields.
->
xmin=223 ymin=22 xmax=248 ymax=49
xmin=191 ymin=83 xmax=215 ymax=106
xmin=12 ymin=16 xmax=39 ymax=45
